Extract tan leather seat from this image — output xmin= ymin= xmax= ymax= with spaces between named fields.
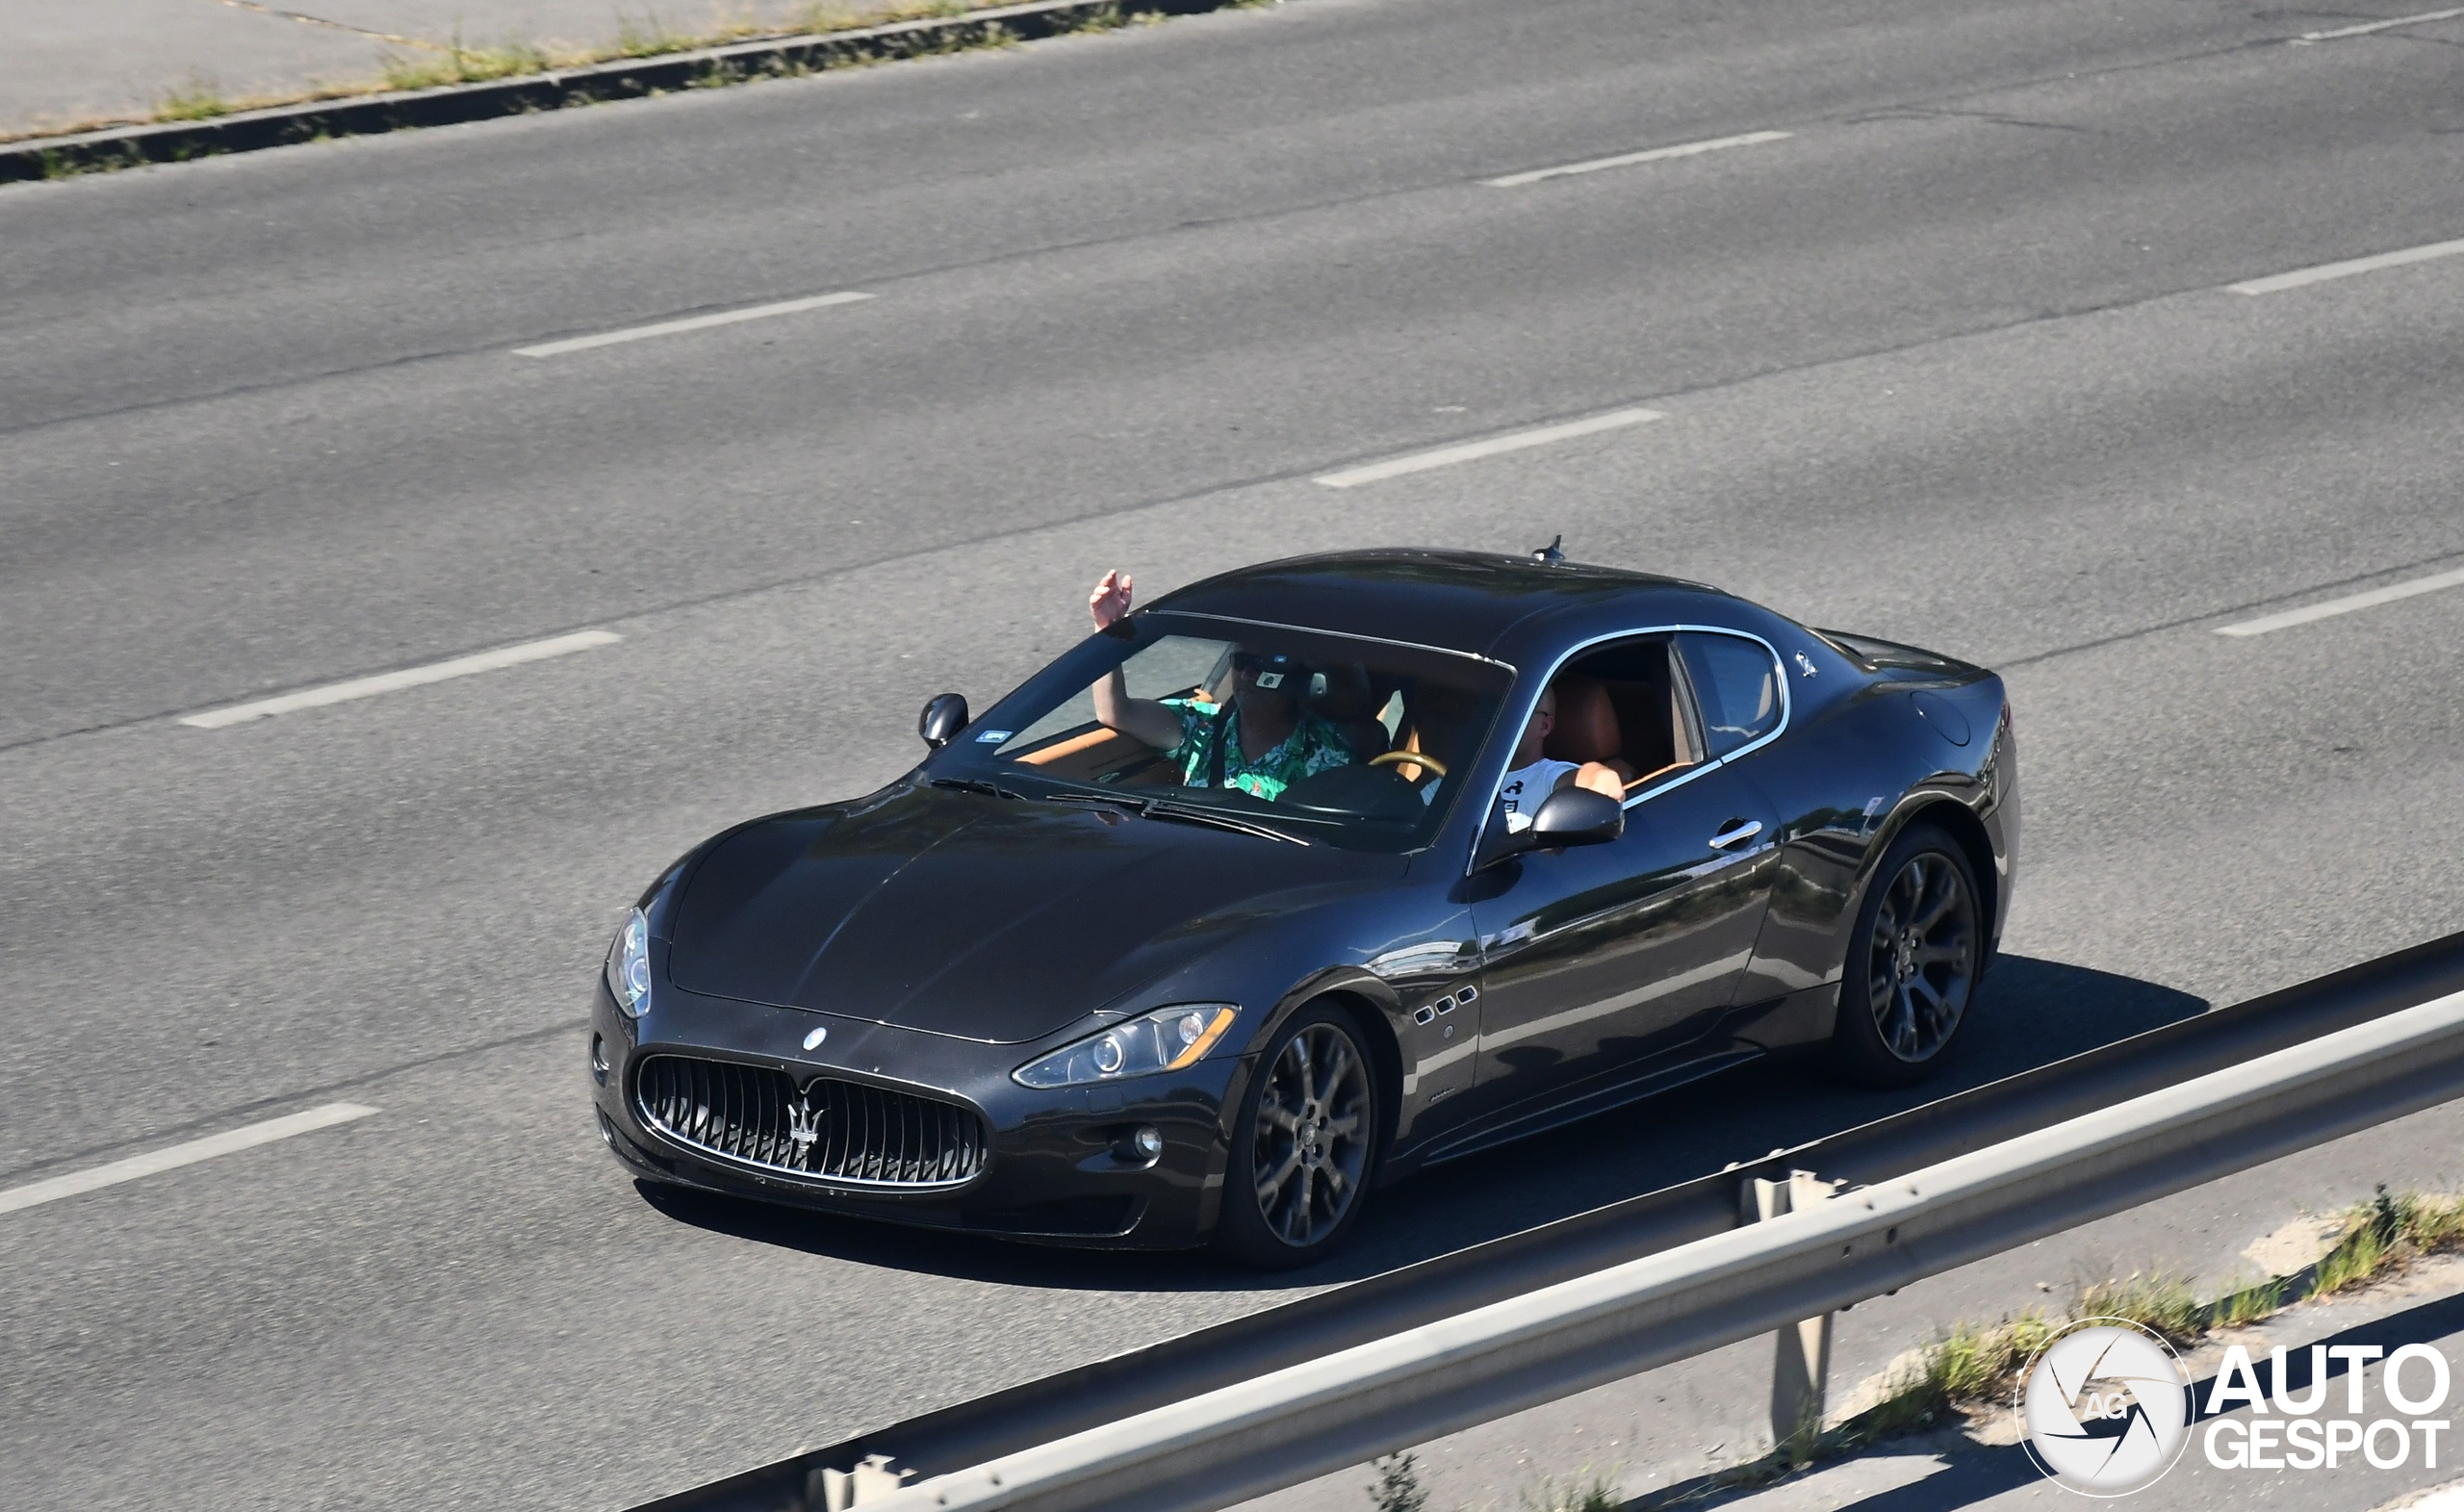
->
xmin=1544 ymin=676 xmax=1637 ymax=782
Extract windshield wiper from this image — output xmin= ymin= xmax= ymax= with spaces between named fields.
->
xmin=1040 ymin=788 xmax=1145 ymax=812
xmin=929 ymin=778 xmax=1023 ymax=800
xmin=1037 ymin=786 xmax=1308 ymax=845
xmin=1142 ymin=800 xmax=1311 ymax=846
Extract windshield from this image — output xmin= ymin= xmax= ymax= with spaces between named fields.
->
xmin=931 ymin=612 xmax=1512 ymax=853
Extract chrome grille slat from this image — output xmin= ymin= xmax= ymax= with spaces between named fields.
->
xmin=634 ymin=1055 xmax=985 ymax=1190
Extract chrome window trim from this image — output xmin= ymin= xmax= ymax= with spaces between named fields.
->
xmin=1465 ymin=624 xmax=1793 ymax=869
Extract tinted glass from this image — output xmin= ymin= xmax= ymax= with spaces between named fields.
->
xmin=1678 ymin=632 xmax=1783 ymax=757
xmin=932 ymin=612 xmax=1513 ymax=853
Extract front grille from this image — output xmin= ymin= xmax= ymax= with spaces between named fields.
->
xmin=635 ymin=1055 xmax=988 ymax=1189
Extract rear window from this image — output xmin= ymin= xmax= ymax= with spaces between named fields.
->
xmin=1678 ymin=632 xmax=1784 ymax=757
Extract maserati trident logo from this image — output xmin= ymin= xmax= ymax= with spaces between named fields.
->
xmin=786 ymin=1086 xmax=823 ymax=1165
xmin=2017 ymin=1319 xmax=2193 ymax=1496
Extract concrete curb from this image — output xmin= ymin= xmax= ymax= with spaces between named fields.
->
xmin=0 ymin=0 xmax=1249 ymax=185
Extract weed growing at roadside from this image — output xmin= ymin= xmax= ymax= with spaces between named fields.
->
xmin=381 ymin=30 xmax=558 ymax=91
xmin=2318 ymin=1208 xmax=2391 ymax=1295
xmin=13 ymin=0 xmax=1232 ymax=158
xmin=616 ymin=11 xmax=694 ymax=56
xmin=1366 ymin=1453 xmax=1427 ymax=1512
xmin=1517 ymin=1472 xmax=1622 ymax=1512
xmin=2210 ymin=1273 xmax=2288 ymax=1329
xmin=153 ymin=76 xmax=233 ymax=122
xmin=2078 ymin=1270 xmax=2202 ymax=1345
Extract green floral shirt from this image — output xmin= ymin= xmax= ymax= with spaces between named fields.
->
xmin=1161 ymin=697 xmax=1357 ymax=801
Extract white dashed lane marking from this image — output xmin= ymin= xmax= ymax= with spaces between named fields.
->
xmin=1483 ymin=130 xmax=1791 ymax=188
xmin=1313 ymin=408 xmax=1665 ymax=488
xmin=515 ymin=291 xmax=874 ymax=357
xmin=0 ymin=1104 xmax=379 ymax=1217
xmin=2291 ymin=7 xmax=2464 ymax=42
xmin=180 ymin=629 xmax=622 ymax=729
xmin=2217 ymin=565 xmax=2464 ymax=637
xmin=2229 ymin=238 xmax=2464 ymax=295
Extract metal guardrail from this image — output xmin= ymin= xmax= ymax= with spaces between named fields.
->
xmin=636 ymin=931 xmax=2464 ymax=1512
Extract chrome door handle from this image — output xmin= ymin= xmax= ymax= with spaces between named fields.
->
xmin=1708 ymin=819 xmax=1763 ymax=850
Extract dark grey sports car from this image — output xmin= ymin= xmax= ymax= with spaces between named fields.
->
xmin=590 ymin=549 xmax=2016 ymax=1266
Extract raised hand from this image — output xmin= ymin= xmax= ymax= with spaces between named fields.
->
xmin=1089 ymin=569 xmax=1135 ymax=629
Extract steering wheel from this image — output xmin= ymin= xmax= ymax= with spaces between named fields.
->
xmin=1370 ymin=749 xmax=1448 ymax=781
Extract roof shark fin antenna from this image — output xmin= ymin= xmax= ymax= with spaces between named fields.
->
xmin=1531 ymin=534 xmax=1566 ymax=565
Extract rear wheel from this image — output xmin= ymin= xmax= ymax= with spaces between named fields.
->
xmin=1832 ymin=824 xmax=1982 ymax=1086
xmin=1215 ymin=1003 xmax=1381 ymax=1269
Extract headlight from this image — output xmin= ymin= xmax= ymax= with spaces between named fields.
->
xmin=1013 ymin=1004 xmax=1239 ymax=1089
xmin=604 ymin=908 xmax=652 ymax=1017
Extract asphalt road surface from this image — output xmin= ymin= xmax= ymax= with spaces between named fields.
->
xmin=4 ymin=1 xmax=2462 ymax=1509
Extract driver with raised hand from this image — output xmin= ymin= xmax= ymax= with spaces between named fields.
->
xmin=1086 ymin=570 xmax=1357 ymax=802
xmin=1496 ymin=684 xmax=1625 ymax=833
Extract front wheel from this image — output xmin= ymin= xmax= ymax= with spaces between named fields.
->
xmin=1832 ymin=824 xmax=1982 ymax=1087
xmin=1214 ymin=1003 xmax=1382 ymax=1269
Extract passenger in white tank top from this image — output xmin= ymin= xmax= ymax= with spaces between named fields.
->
xmin=1496 ymin=685 xmax=1624 ymax=833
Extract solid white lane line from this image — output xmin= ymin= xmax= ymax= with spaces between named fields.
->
xmin=2230 ymin=238 xmax=2464 ymax=295
xmin=0 ymin=1103 xmax=379 ymax=1217
xmin=180 ymin=629 xmax=622 ymax=729
xmin=2217 ymin=565 xmax=2464 ymax=637
xmin=514 ymin=291 xmax=874 ymax=357
xmin=2292 ymin=7 xmax=2464 ymax=42
xmin=1483 ymin=131 xmax=1791 ymax=188
xmin=1314 ymin=409 xmax=1665 ymax=488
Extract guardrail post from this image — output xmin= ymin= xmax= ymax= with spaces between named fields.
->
xmin=811 ymin=1453 xmax=910 ymax=1509
xmin=1744 ymin=1169 xmax=1841 ymax=1460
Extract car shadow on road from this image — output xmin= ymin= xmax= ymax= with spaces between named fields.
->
xmin=641 ymin=954 xmax=2206 ymax=1291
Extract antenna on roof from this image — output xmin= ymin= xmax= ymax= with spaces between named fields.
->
xmin=1531 ymin=534 xmax=1566 ymax=565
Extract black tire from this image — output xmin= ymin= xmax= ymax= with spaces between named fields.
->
xmin=1832 ymin=823 xmax=1983 ymax=1087
xmin=1214 ymin=1002 xmax=1382 ymax=1269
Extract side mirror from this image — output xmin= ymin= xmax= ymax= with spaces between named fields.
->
xmin=1528 ymin=785 xmax=1625 ymax=847
xmin=1496 ymin=784 xmax=1622 ymax=856
xmin=918 ymin=693 xmax=969 ymax=749
xmin=1477 ymin=784 xmax=1625 ymax=868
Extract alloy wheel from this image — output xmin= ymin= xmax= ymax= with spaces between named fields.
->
xmin=1249 ymin=1021 xmax=1373 ymax=1247
xmin=1863 ymin=851 xmax=1978 ymax=1063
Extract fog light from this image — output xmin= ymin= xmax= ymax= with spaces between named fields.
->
xmin=1132 ymin=1125 xmax=1163 ymax=1159
xmin=590 ymin=1034 xmax=610 ymax=1086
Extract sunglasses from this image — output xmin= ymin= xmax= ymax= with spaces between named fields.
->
xmin=1230 ymin=652 xmax=1302 ymax=690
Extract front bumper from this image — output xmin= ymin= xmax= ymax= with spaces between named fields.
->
xmin=588 ymin=981 xmax=1242 ymax=1249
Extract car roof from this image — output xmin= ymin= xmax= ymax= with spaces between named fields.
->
xmin=1143 ymin=548 xmax=1732 ymax=662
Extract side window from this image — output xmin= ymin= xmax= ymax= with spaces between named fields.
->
xmin=1677 ymin=633 xmax=1783 ymax=758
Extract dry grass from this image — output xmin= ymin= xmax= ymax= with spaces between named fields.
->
xmin=2078 ymin=1269 xmax=2203 ymax=1345
xmin=1516 ymin=1473 xmax=1624 ymax=1512
xmin=152 ymin=76 xmax=234 ymax=122
xmin=1845 ymin=1188 xmax=2464 ymax=1443
xmin=11 ymin=0 xmax=1167 ymax=152
xmin=379 ymin=33 xmax=562 ymax=91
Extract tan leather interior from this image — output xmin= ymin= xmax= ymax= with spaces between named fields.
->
xmin=1014 ymin=726 xmax=1119 ymax=766
xmin=1623 ymin=759 xmax=1688 ymax=792
xmin=1544 ymin=675 xmax=1622 ymax=764
xmin=1544 ymin=674 xmax=1639 ymax=782
xmin=1542 ymin=642 xmax=1713 ymax=793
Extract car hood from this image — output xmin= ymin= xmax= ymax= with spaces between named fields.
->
xmin=666 ymin=783 xmax=1403 ymax=1043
